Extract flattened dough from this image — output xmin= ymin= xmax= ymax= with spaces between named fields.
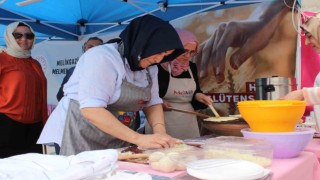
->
xmin=203 ymin=117 xmax=239 ymax=122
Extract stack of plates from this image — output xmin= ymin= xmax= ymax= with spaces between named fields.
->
xmin=186 ymin=159 xmax=271 ymax=180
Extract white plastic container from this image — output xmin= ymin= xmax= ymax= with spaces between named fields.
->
xmin=186 ymin=158 xmax=271 ymax=180
xmin=201 ymin=136 xmax=273 ymax=167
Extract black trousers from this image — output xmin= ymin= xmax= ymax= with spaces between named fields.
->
xmin=0 ymin=113 xmax=43 ymax=158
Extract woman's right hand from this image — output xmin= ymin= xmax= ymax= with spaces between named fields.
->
xmin=279 ymin=90 xmax=304 ymax=101
xmin=162 ymin=100 xmax=172 ymax=111
xmin=135 ymin=133 xmax=180 ymax=149
xmin=195 ymin=93 xmax=213 ymax=105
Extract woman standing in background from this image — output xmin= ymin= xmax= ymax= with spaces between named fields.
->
xmin=281 ymin=14 xmax=320 ymax=103
xmin=0 ymin=22 xmax=47 ymax=158
xmin=146 ymin=28 xmax=213 ymax=139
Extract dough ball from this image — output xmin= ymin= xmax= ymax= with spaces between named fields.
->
xmin=166 ymin=152 xmax=179 ymax=158
xmin=149 ymin=151 xmax=166 ymax=162
xmin=157 ymin=156 xmax=177 ymax=172
xmin=150 ymin=161 xmax=161 ymax=171
xmin=183 ymin=155 xmax=198 ymax=162
xmin=175 ymin=162 xmax=186 ymax=171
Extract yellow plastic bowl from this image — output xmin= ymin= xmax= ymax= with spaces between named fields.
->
xmin=237 ymin=100 xmax=306 ymax=132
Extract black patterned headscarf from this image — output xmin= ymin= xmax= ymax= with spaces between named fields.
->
xmin=119 ymin=15 xmax=185 ymax=71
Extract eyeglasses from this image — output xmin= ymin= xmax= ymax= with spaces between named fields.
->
xmin=12 ymin=32 xmax=35 ymax=40
xmin=183 ymin=49 xmax=197 ymax=57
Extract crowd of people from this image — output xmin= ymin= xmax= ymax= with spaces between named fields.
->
xmin=0 ymin=10 xmax=319 ymax=157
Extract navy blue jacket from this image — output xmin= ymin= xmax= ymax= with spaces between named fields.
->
xmin=56 ymin=66 xmax=75 ymax=101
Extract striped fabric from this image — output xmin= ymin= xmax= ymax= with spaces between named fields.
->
xmin=303 ymin=87 xmax=320 ymax=105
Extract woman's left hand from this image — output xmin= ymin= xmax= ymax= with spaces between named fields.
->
xmin=195 ymin=93 xmax=213 ymax=105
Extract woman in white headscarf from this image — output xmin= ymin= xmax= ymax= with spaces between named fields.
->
xmin=0 ymin=22 xmax=47 ymax=158
xmin=281 ymin=14 xmax=320 ymax=104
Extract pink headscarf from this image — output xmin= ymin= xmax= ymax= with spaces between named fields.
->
xmin=161 ymin=28 xmax=199 ymax=76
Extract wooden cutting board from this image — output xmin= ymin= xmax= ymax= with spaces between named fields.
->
xmin=118 ymin=146 xmax=150 ymax=164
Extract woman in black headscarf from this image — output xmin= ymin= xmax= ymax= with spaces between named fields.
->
xmin=38 ymin=15 xmax=185 ymax=155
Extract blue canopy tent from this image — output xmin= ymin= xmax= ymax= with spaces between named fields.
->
xmin=0 ymin=0 xmax=266 ymax=46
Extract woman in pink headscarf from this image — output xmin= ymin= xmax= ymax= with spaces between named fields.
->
xmin=146 ymin=28 xmax=213 ymax=139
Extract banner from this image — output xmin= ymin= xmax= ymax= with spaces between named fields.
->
xmin=172 ymin=0 xmax=299 ymax=116
xmin=32 ymin=33 xmax=119 ymax=107
xmin=31 ymin=0 xmax=299 ymax=118
xmin=32 ymin=41 xmax=83 ymax=105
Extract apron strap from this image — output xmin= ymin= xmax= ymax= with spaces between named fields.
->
xmin=117 ymin=41 xmax=125 ymax=63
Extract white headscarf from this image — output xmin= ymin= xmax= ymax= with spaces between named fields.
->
xmin=301 ymin=14 xmax=320 ymax=43
xmin=1 ymin=22 xmax=35 ymax=58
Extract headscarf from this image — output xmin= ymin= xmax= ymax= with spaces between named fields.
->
xmin=301 ymin=14 xmax=320 ymax=43
xmin=161 ymin=28 xmax=199 ymax=76
xmin=119 ymin=15 xmax=185 ymax=71
xmin=0 ymin=22 xmax=35 ymax=58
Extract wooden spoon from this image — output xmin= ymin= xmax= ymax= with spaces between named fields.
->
xmin=209 ymin=104 xmax=220 ymax=118
xmin=205 ymin=105 xmax=239 ymax=122
xmin=168 ymin=107 xmax=210 ymax=118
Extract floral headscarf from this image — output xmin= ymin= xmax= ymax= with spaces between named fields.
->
xmin=161 ymin=28 xmax=199 ymax=76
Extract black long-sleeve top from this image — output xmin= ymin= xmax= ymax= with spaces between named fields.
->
xmin=157 ymin=62 xmax=207 ymax=110
xmin=56 ymin=66 xmax=75 ymax=101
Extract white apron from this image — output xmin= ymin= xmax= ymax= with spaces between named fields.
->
xmin=147 ymin=65 xmax=200 ymax=139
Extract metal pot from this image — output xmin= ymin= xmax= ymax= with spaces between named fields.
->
xmin=255 ymin=76 xmax=297 ymax=100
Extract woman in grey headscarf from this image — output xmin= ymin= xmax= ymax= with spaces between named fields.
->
xmin=0 ymin=22 xmax=47 ymax=158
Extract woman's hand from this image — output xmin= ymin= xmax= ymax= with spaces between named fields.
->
xmin=279 ymin=90 xmax=304 ymax=101
xmin=135 ymin=133 xmax=181 ymax=149
xmin=162 ymin=100 xmax=173 ymax=111
xmin=195 ymin=93 xmax=213 ymax=105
